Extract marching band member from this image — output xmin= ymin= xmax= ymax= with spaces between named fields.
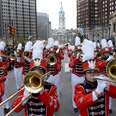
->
xmin=74 ymin=41 xmax=116 ymax=116
xmin=0 ymin=41 xmax=10 ymax=115
xmin=46 ymin=38 xmax=62 ymax=100
xmin=69 ymin=36 xmax=85 ymax=112
xmin=67 ymin=44 xmax=74 ymax=58
xmin=99 ymin=39 xmax=114 ymax=113
xmin=13 ymin=43 xmax=24 ymax=90
xmin=23 ymin=41 xmax=33 ymax=76
xmin=12 ymin=42 xmax=59 ymax=116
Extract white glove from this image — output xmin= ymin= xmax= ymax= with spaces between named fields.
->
xmin=107 ymin=55 xmax=113 ymax=61
xmin=95 ymin=79 xmax=107 ymax=95
xmin=56 ymin=49 xmax=59 ymax=53
xmin=22 ymin=89 xmax=30 ymax=101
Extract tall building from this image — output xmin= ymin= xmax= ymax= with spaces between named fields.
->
xmin=0 ymin=0 xmax=37 ymax=40
xmin=59 ymin=2 xmax=65 ymax=30
xmin=99 ymin=0 xmax=116 ymax=27
xmin=37 ymin=12 xmax=50 ymax=40
xmin=77 ymin=0 xmax=99 ymax=30
xmin=76 ymin=0 xmax=116 ymax=40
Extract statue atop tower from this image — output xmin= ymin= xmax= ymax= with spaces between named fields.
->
xmin=59 ymin=2 xmax=65 ymax=30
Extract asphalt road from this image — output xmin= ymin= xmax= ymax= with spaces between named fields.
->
xmin=3 ymin=52 xmax=116 ymax=116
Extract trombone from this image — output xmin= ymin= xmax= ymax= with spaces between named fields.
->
xmin=0 ymin=71 xmax=50 ymax=116
xmin=94 ymin=59 xmax=116 ymax=83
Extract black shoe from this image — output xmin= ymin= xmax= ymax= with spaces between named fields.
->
xmin=74 ymin=108 xmax=78 ymax=113
xmin=109 ymin=109 xmax=112 ymax=114
xmin=4 ymin=108 xmax=10 ymax=114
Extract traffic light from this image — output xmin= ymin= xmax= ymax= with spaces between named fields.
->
xmin=7 ymin=26 xmax=16 ymax=36
xmin=11 ymin=26 xmax=16 ymax=36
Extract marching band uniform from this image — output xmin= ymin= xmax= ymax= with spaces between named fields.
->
xmin=99 ymin=39 xmax=114 ymax=112
xmin=13 ymin=43 xmax=24 ymax=90
xmin=12 ymin=41 xmax=59 ymax=116
xmin=69 ymin=36 xmax=85 ymax=111
xmin=74 ymin=61 xmax=116 ymax=116
xmin=0 ymin=41 xmax=10 ymax=115
xmin=12 ymin=80 xmax=59 ymax=116
xmin=23 ymin=41 xmax=33 ymax=76
xmin=74 ymin=40 xmax=116 ymax=116
xmin=46 ymin=39 xmax=62 ymax=99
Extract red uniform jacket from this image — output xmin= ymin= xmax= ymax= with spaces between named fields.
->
xmin=74 ymin=84 xmax=116 ymax=116
xmin=12 ymin=84 xmax=59 ymax=116
xmin=69 ymin=55 xmax=84 ymax=77
xmin=43 ymin=50 xmax=62 ymax=75
xmin=0 ymin=56 xmax=10 ymax=102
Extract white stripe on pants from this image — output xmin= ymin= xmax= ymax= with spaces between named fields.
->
xmin=109 ymin=97 xmax=112 ymax=110
xmin=71 ymin=73 xmax=85 ymax=108
xmin=14 ymin=67 xmax=23 ymax=90
xmin=3 ymin=76 xmax=10 ymax=109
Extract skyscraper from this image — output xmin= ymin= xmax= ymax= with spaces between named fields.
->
xmin=0 ymin=0 xmax=37 ymax=39
xmin=77 ymin=0 xmax=99 ymax=30
xmin=76 ymin=0 xmax=116 ymax=39
xmin=37 ymin=12 xmax=50 ymax=40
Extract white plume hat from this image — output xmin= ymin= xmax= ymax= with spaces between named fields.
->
xmin=75 ymin=36 xmax=81 ymax=46
xmin=54 ymin=40 xmax=59 ymax=47
xmin=32 ymin=49 xmax=43 ymax=60
xmin=33 ymin=40 xmax=45 ymax=50
xmin=46 ymin=38 xmax=54 ymax=49
xmin=101 ymin=39 xmax=108 ymax=49
xmin=17 ymin=43 xmax=22 ymax=50
xmin=82 ymin=39 xmax=95 ymax=61
xmin=24 ymin=41 xmax=33 ymax=52
xmin=0 ymin=41 xmax=6 ymax=51
xmin=107 ymin=40 xmax=113 ymax=48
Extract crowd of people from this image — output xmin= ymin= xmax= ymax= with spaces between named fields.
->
xmin=0 ymin=33 xmax=116 ymax=116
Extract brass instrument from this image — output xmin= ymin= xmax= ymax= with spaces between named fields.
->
xmin=106 ymin=59 xmax=116 ymax=81
xmin=0 ymin=71 xmax=50 ymax=116
xmin=24 ymin=71 xmax=44 ymax=93
xmin=48 ymin=53 xmax=57 ymax=65
xmin=94 ymin=59 xmax=116 ymax=83
xmin=23 ymin=51 xmax=32 ymax=58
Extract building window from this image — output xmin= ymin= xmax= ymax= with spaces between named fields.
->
xmin=113 ymin=23 xmax=116 ymax=32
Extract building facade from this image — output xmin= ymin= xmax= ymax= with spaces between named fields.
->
xmin=76 ymin=0 xmax=116 ymax=40
xmin=37 ymin=12 xmax=50 ymax=40
xmin=110 ymin=12 xmax=116 ymax=44
xmin=0 ymin=0 xmax=37 ymax=41
xmin=77 ymin=0 xmax=99 ymax=30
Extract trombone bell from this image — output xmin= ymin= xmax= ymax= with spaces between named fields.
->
xmin=106 ymin=59 xmax=116 ymax=81
xmin=24 ymin=71 xmax=44 ymax=93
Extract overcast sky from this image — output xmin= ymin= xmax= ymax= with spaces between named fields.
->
xmin=37 ymin=0 xmax=76 ymax=29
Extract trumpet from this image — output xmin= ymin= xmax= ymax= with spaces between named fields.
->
xmin=48 ymin=53 xmax=57 ymax=65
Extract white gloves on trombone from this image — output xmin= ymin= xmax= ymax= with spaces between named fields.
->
xmin=95 ymin=75 xmax=108 ymax=95
xmin=93 ymin=76 xmax=107 ymax=101
xmin=22 ymin=89 xmax=30 ymax=104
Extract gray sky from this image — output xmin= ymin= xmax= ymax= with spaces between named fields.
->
xmin=37 ymin=0 xmax=76 ymax=29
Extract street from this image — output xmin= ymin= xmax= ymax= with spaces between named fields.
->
xmin=4 ymin=52 xmax=116 ymax=116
